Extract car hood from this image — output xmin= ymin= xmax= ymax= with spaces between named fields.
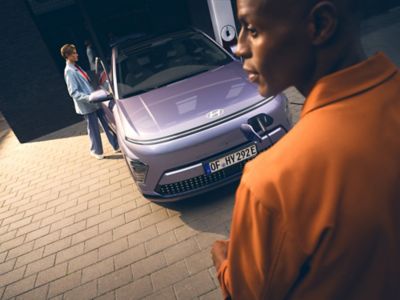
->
xmin=117 ymin=61 xmax=264 ymax=142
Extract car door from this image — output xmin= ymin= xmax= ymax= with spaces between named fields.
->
xmin=95 ymin=58 xmax=116 ymax=131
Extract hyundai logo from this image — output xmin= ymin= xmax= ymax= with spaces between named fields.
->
xmin=206 ymin=109 xmax=224 ymax=119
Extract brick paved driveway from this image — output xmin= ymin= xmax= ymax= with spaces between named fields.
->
xmin=0 ymin=119 xmax=240 ymax=299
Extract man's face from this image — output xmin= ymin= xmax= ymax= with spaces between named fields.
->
xmin=236 ymin=0 xmax=314 ymax=97
xmin=67 ymin=49 xmax=79 ymax=63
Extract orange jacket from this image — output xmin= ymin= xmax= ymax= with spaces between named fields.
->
xmin=218 ymin=53 xmax=400 ymax=300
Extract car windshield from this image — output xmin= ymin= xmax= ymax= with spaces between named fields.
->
xmin=116 ymin=31 xmax=233 ymax=98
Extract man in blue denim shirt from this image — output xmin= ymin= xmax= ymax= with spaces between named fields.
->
xmin=61 ymin=44 xmax=119 ymax=159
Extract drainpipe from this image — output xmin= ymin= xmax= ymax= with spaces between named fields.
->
xmin=207 ymin=0 xmax=238 ymax=54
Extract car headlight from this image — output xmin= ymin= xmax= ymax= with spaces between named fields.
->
xmin=128 ymin=159 xmax=148 ymax=183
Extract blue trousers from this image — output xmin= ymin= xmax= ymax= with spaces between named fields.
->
xmin=84 ymin=109 xmax=119 ymax=155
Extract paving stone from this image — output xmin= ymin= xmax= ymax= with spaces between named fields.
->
xmin=25 ymin=225 xmax=50 ymax=242
xmin=50 ymin=216 xmax=74 ymax=232
xmin=82 ymin=257 xmax=114 ymax=283
xmin=0 ymin=208 xmax=18 ymax=223
xmin=208 ymin=267 xmax=219 ymax=288
xmin=8 ymin=216 xmax=33 ymax=231
xmin=163 ymin=238 xmax=200 ymax=265
xmin=20 ymin=203 xmax=46 ymax=218
xmin=16 ymin=284 xmax=49 ymax=300
xmin=95 ymin=291 xmax=115 ymax=300
xmin=0 ymin=258 xmax=16 ymax=275
xmin=0 ymin=266 xmax=25 ymax=288
xmin=132 ymin=252 xmax=167 ymax=280
xmin=185 ymin=249 xmax=214 ymax=275
xmin=43 ymin=236 xmax=72 ymax=257
xmin=0 ymin=223 xmax=10 ymax=237
xmin=15 ymin=220 xmax=40 ymax=237
xmin=199 ymin=288 xmax=222 ymax=300
xmin=98 ymin=237 xmax=128 ymax=260
xmin=25 ymin=253 xmax=55 ymax=276
xmin=15 ymin=198 xmax=39 ymax=213
xmin=7 ymin=241 xmax=34 ymax=259
xmin=0 ymin=229 xmax=17 ymax=244
xmin=151 ymin=261 xmax=189 ymax=291
xmin=2 ymin=274 xmax=36 ymax=299
xmin=35 ymin=262 xmax=67 ymax=286
xmin=135 ymin=197 xmax=149 ymax=208
xmin=173 ymin=270 xmax=215 ymax=300
xmin=125 ymin=204 xmax=152 ymax=223
xmin=55 ymin=242 xmax=84 ymax=264
xmin=174 ymin=226 xmax=198 ymax=242
xmin=77 ymin=189 xmax=100 ymax=203
xmin=139 ymin=209 xmax=169 ymax=229
xmin=34 ymin=230 xmax=61 ymax=249
xmin=87 ymin=211 xmax=112 ymax=228
xmin=114 ymin=244 xmax=146 ymax=270
xmin=98 ymin=266 xmax=133 ymax=295
xmin=15 ymin=247 xmax=44 ymax=268
xmin=32 ymin=207 xmax=55 ymax=222
xmin=64 ymin=202 xmax=88 ymax=218
xmin=113 ymin=220 xmax=141 ymax=240
xmin=115 ymin=275 xmax=152 ymax=300
xmin=71 ymin=225 xmax=98 ymax=245
xmin=144 ymin=287 xmax=176 ymax=300
xmin=40 ymin=211 xmax=65 ymax=227
xmin=128 ymin=225 xmax=158 ymax=248
xmin=156 ymin=216 xmax=185 ymax=235
xmin=99 ymin=215 xmax=125 ymax=234
xmin=60 ymin=220 xmax=86 ymax=238
xmin=98 ymin=183 xmax=122 ymax=197
xmin=111 ymin=201 xmax=137 ymax=218
xmin=0 ymin=252 xmax=7 ymax=263
xmin=0 ymin=235 xmax=25 ymax=253
xmin=64 ymin=280 xmax=97 ymax=300
xmin=68 ymin=249 xmax=98 ymax=274
xmin=48 ymin=271 xmax=82 ymax=298
xmin=2 ymin=212 xmax=24 ymax=226
xmin=145 ymin=231 xmax=177 ymax=256
xmin=88 ymin=193 xmax=111 ymax=207
xmin=74 ymin=205 xmax=99 ymax=222
xmin=84 ymin=231 xmax=112 ymax=252
xmin=110 ymin=186 xmax=135 ymax=201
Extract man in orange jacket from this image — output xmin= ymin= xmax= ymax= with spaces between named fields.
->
xmin=211 ymin=0 xmax=400 ymax=299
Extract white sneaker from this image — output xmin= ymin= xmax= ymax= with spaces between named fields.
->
xmin=90 ymin=151 xmax=104 ymax=160
xmin=113 ymin=148 xmax=121 ymax=154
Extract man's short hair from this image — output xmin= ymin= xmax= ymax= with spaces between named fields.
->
xmin=60 ymin=44 xmax=76 ymax=59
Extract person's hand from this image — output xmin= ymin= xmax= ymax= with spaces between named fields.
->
xmin=211 ymin=240 xmax=229 ymax=271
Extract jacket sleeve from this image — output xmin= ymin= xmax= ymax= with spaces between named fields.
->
xmin=217 ymin=178 xmax=295 ymax=299
xmin=65 ymin=69 xmax=90 ymax=104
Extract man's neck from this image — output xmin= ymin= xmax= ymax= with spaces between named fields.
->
xmin=299 ymin=43 xmax=367 ymax=97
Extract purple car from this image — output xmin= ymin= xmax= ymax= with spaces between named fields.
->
xmin=90 ymin=29 xmax=291 ymax=201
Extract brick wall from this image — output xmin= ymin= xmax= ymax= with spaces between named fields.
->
xmin=0 ymin=0 xmax=80 ymax=143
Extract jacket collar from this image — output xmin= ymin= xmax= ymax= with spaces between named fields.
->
xmin=301 ymin=52 xmax=398 ymax=118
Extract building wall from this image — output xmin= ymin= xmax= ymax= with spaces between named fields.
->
xmin=0 ymin=0 xmax=80 ymax=143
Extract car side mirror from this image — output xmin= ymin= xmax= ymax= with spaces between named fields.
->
xmin=89 ymin=89 xmax=114 ymax=103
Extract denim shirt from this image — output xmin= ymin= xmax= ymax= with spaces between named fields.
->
xmin=64 ymin=62 xmax=100 ymax=115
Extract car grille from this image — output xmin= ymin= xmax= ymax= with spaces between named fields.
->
xmin=156 ymin=159 xmax=249 ymax=196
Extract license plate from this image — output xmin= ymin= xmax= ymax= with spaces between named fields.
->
xmin=203 ymin=144 xmax=258 ymax=175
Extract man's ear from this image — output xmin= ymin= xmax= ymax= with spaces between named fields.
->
xmin=307 ymin=1 xmax=338 ymax=46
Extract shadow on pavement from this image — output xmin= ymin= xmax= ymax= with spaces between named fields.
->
xmin=158 ymin=181 xmax=239 ymax=237
xmin=105 ymin=153 xmax=124 ymax=160
xmin=32 ymin=120 xmax=87 ymax=143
